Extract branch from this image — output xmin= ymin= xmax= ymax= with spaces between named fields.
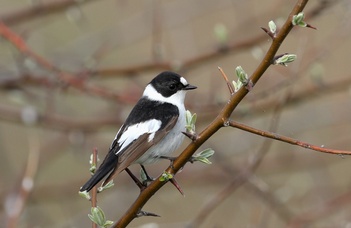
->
xmin=0 ymin=21 xmax=131 ymax=102
xmin=91 ymin=0 xmax=335 ymax=77
xmin=5 ymin=133 xmax=40 ymax=227
xmin=229 ymin=120 xmax=351 ymax=155
xmin=113 ymin=0 xmax=310 ymax=227
xmin=1 ymin=0 xmax=101 ymax=26
xmin=287 ymin=189 xmax=351 ymax=228
xmin=189 ymin=93 xmax=291 ymax=227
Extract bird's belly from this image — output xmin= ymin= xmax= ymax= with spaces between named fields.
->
xmin=135 ymin=130 xmax=185 ymax=165
xmin=135 ymin=104 xmax=186 ymax=165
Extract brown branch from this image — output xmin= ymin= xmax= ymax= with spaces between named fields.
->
xmin=229 ymin=120 xmax=351 ymax=155
xmin=218 ymin=67 xmax=234 ymax=95
xmin=113 ymin=1 xmax=310 ymax=227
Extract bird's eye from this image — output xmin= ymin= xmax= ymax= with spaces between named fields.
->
xmin=169 ymin=84 xmax=176 ymax=90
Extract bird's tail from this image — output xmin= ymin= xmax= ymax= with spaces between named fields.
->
xmin=79 ymin=152 xmax=118 ymax=192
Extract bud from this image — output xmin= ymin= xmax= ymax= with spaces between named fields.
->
xmin=292 ymin=12 xmax=307 ymax=27
xmin=235 ymin=66 xmax=249 ymax=85
xmin=268 ymin=20 xmax=277 ymax=34
xmin=273 ymin=53 xmax=297 ymax=66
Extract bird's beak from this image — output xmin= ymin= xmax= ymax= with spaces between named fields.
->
xmin=183 ymin=84 xmax=197 ymax=90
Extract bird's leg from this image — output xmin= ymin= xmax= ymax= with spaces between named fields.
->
xmin=141 ymin=163 xmax=185 ymax=196
xmin=125 ymin=168 xmax=145 ymax=190
xmin=140 ymin=165 xmax=155 ymax=186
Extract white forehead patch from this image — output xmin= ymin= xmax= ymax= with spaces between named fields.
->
xmin=180 ymin=77 xmax=188 ymax=86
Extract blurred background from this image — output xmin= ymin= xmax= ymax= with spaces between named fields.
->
xmin=1 ymin=0 xmax=351 ymax=227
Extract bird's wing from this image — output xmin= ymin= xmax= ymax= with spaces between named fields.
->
xmin=101 ymin=115 xmax=178 ymax=186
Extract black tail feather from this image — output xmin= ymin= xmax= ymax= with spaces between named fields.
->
xmin=80 ymin=152 xmax=118 ymax=192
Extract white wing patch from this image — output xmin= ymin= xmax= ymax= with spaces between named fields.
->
xmin=115 ymin=119 xmax=162 ymax=155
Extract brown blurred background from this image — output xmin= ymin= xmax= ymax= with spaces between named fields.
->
xmin=1 ymin=0 xmax=351 ymax=227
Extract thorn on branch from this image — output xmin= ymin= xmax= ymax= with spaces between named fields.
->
xmin=261 ymin=20 xmax=278 ymax=39
xmin=292 ymin=12 xmax=317 ymax=30
xmin=136 ymin=210 xmax=161 ymax=218
xmin=182 ymin=131 xmax=198 ymax=141
xmin=218 ymin=67 xmax=235 ymax=94
xmin=169 ymin=178 xmax=185 ymax=196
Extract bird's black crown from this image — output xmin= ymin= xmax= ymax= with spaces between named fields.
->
xmin=150 ymin=71 xmax=196 ymax=97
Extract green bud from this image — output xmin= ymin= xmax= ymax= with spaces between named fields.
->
xmin=292 ymin=12 xmax=307 ymax=27
xmin=235 ymin=66 xmax=249 ymax=85
xmin=104 ymin=220 xmax=114 ymax=226
xmin=268 ymin=20 xmax=277 ymax=34
xmin=274 ymin=53 xmax=297 ymax=66
xmin=97 ymin=181 xmax=114 ymax=193
xmin=159 ymin=172 xmax=173 ymax=182
xmin=185 ymin=110 xmax=197 ymax=133
xmin=78 ymin=190 xmax=91 ymax=200
xmin=88 ymin=206 xmax=106 ymax=227
xmin=89 ymin=165 xmax=96 ymax=175
xmin=192 ymin=148 xmax=215 ymax=165
xmin=232 ymin=80 xmax=243 ymax=93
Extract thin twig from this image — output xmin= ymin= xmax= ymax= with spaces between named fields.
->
xmin=229 ymin=120 xmax=351 ymax=155
xmin=91 ymin=148 xmax=98 ymax=228
xmin=218 ymin=67 xmax=235 ymax=95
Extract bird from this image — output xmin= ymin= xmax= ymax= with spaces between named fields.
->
xmin=80 ymin=71 xmax=197 ymax=193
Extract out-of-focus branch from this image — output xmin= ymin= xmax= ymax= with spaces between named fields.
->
xmin=0 ymin=21 xmax=133 ymax=102
xmin=1 ymin=0 xmax=102 ymax=26
xmin=0 ymin=103 xmax=121 ymax=131
xmin=188 ymin=91 xmax=291 ymax=227
xmin=287 ymin=190 xmax=351 ymax=228
xmin=5 ymin=132 xmax=40 ymax=228
xmin=91 ymin=0 xmax=337 ymax=77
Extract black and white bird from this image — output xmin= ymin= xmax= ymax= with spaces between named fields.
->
xmin=80 ymin=71 xmax=196 ymax=192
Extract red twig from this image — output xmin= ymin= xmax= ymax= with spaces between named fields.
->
xmin=218 ymin=67 xmax=234 ymax=95
xmin=91 ymin=148 xmax=98 ymax=228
